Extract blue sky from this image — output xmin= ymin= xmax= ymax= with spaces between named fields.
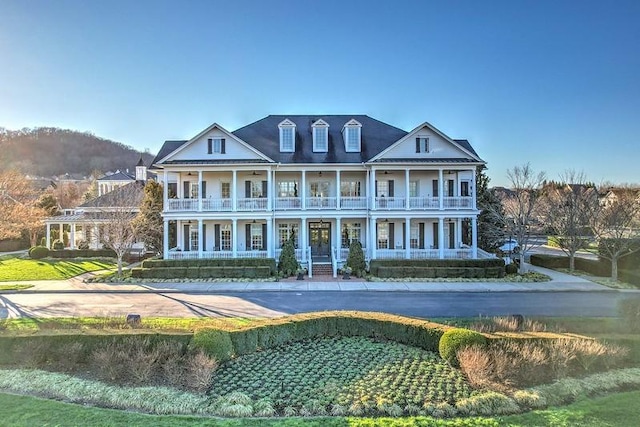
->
xmin=1 ymin=0 xmax=639 ymax=187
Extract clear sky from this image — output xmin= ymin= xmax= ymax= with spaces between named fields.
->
xmin=1 ymin=0 xmax=639 ymax=187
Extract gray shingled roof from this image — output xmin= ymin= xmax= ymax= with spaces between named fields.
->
xmin=79 ymin=181 xmax=145 ymax=209
xmin=373 ymin=158 xmax=480 ymax=163
xmin=151 ymin=140 xmax=187 ymax=165
xmin=232 ymin=115 xmax=408 ymax=164
xmin=97 ymin=171 xmax=135 ymax=181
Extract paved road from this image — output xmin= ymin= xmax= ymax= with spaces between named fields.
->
xmin=1 ymin=290 xmax=632 ymax=319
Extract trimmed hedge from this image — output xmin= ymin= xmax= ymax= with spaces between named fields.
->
xmin=29 ymin=246 xmax=49 ymax=259
xmin=48 ymin=249 xmax=117 ymax=259
xmin=370 ymin=259 xmax=505 ymax=279
xmin=189 ymin=329 xmax=234 ymax=362
xmin=530 ymin=254 xmax=640 ymax=285
xmin=131 ymin=266 xmax=272 ymax=279
xmin=438 ymin=328 xmax=487 ymax=366
xmin=142 ymin=258 xmax=276 ymax=273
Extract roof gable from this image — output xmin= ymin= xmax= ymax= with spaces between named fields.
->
xmin=369 ymin=122 xmax=483 ymax=164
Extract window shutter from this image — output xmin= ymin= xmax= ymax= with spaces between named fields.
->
xmin=207 ymin=138 xmax=212 ymax=154
xmin=416 ymin=137 xmax=420 ymax=153
xmin=448 ymin=179 xmax=454 ymax=197
xmin=261 ymin=181 xmax=267 ymax=197
xmin=214 ymin=224 xmax=220 ymax=251
xmin=262 ymin=223 xmax=267 ymax=250
xmin=245 ymin=224 xmax=251 ymax=250
xmin=388 ymin=180 xmax=394 ymax=197
xmin=202 ymin=224 xmax=207 ymax=251
xmin=221 ymin=138 xmax=226 ymax=154
xmin=389 ymin=223 xmax=395 ymax=249
xmin=419 ymin=223 xmax=425 ymax=249
xmin=201 ymin=181 xmax=207 ymax=198
xmin=375 ymin=180 xmax=378 ymax=196
xmin=402 ymin=222 xmax=406 ymax=250
xmin=245 ymin=181 xmax=251 ymax=198
xmin=449 ymin=223 xmax=455 ymax=249
xmin=433 ymin=223 xmax=439 ymax=249
xmin=183 ymin=224 xmax=190 ymax=250
xmin=183 ymin=181 xmax=190 ymax=199
xmin=432 ymin=180 xmax=438 ymax=197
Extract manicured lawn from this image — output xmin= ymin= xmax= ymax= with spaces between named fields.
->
xmin=1 ymin=391 xmax=639 ymax=426
xmin=0 ymin=257 xmax=117 ymax=281
xmin=0 ymin=284 xmax=33 ymax=291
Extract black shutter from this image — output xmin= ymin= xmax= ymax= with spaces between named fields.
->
xmin=245 ymin=224 xmax=251 ymax=250
xmin=419 ymin=223 xmax=425 ymax=249
xmin=389 ymin=223 xmax=395 ymax=249
xmin=202 ymin=224 xmax=207 ymax=251
xmin=449 ymin=223 xmax=455 ymax=249
xmin=201 ymin=181 xmax=207 ymax=198
xmin=214 ymin=224 xmax=220 ymax=251
xmin=221 ymin=138 xmax=226 ymax=154
xmin=183 ymin=224 xmax=190 ymax=250
xmin=207 ymin=138 xmax=212 ymax=154
xmin=183 ymin=181 xmax=190 ymax=199
xmin=388 ymin=180 xmax=394 ymax=197
xmin=262 ymin=223 xmax=267 ymax=250
xmin=432 ymin=180 xmax=438 ymax=197
xmin=261 ymin=180 xmax=267 ymax=197
xmin=433 ymin=223 xmax=439 ymax=249
xmin=245 ymin=181 xmax=251 ymax=198
xmin=375 ymin=180 xmax=378 ymax=196
xmin=415 ymin=137 xmax=420 ymax=153
xmin=402 ymin=222 xmax=406 ymax=250
xmin=448 ymin=179 xmax=454 ymax=197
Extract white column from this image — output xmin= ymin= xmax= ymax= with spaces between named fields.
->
xmin=336 ymin=170 xmax=341 ymax=210
xmin=471 ymin=169 xmax=477 ymax=210
xmin=370 ymin=168 xmax=377 ymax=210
xmin=439 ymin=169 xmax=444 ymax=210
xmin=438 ymin=217 xmax=444 ymax=258
xmin=46 ymin=224 xmax=51 ymax=249
xmin=266 ymin=218 xmax=273 ymax=257
xmin=457 ymin=218 xmax=462 ymax=249
xmin=267 ymin=168 xmax=272 ymax=211
xmin=301 ymin=171 xmax=306 ymax=210
xmin=178 ymin=173 xmax=182 ymax=198
xmin=232 ymin=170 xmax=237 ymax=211
xmin=336 ymin=217 xmax=341 ymax=260
xmin=405 ymin=169 xmax=410 ymax=210
xmin=163 ymin=220 xmax=169 ymax=259
xmin=370 ymin=218 xmax=377 ymax=260
xmin=177 ymin=220 xmax=182 ymax=250
xmin=59 ymin=224 xmax=63 ymax=246
xmin=163 ymin=171 xmax=168 ymax=207
xmin=405 ymin=217 xmax=411 ymax=259
xmin=232 ymin=219 xmax=238 ymax=257
xmin=301 ymin=218 xmax=307 ymax=261
xmin=198 ymin=219 xmax=203 ymax=258
xmin=198 ymin=171 xmax=203 ymax=212
xmin=70 ymin=224 xmax=76 ymax=249
xmin=94 ymin=225 xmax=100 ymax=249
xmin=472 ymin=217 xmax=478 ymax=258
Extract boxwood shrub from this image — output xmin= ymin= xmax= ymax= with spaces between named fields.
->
xmin=131 ymin=266 xmax=272 ymax=279
xmin=439 ymin=328 xmax=487 ymax=366
xmin=189 ymin=329 xmax=234 ymax=362
xmin=370 ymin=259 xmax=504 ymax=279
xmin=48 ymin=249 xmax=117 ymax=259
xmin=141 ymin=258 xmax=276 ymax=274
xmin=29 ymin=246 xmax=49 ymax=259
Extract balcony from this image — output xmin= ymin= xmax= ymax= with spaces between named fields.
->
xmin=409 ymin=197 xmax=439 ymax=209
xmin=306 ymin=197 xmax=337 ymax=210
xmin=375 ymin=248 xmax=473 ymax=260
xmin=339 ymin=196 xmax=368 ymax=209
xmin=374 ymin=197 xmax=405 ymax=210
xmin=236 ymin=197 xmax=268 ymax=211
xmin=443 ymin=196 xmax=473 ymax=209
xmin=202 ymin=198 xmax=232 ymax=211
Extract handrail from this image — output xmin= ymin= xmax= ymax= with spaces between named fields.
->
xmin=306 ymin=246 xmax=313 ymax=278
xmin=331 ymin=246 xmax=338 ymax=278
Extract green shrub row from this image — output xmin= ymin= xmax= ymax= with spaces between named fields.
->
xmin=48 ymin=249 xmax=117 ymax=259
xmin=374 ymin=266 xmax=505 ymax=279
xmin=142 ymin=258 xmax=277 ymax=273
xmin=191 ymin=312 xmax=451 ymax=362
xmin=370 ymin=259 xmax=505 ymax=270
xmin=131 ymin=266 xmax=272 ymax=279
xmin=530 ymin=254 xmax=639 ymax=285
xmin=0 ymin=333 xmax=192 ymax=366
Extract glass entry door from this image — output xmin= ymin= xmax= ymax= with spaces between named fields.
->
xmin=309 ymin=222 xmax=331 ymax=256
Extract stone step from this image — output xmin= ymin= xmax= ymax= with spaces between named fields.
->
xmin=312 ymin=264 xmax=333 ymax=276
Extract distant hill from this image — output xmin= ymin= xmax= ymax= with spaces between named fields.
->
xmin=0 ymin=127 xmax=155 ymax=177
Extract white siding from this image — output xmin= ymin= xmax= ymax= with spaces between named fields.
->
xmin=171 ymin=129 xmax=264 ymax=161
xmin=379 ymin=126 xmax=474 ymax=160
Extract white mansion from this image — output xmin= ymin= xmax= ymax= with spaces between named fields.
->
xmin=152 ymin=115 xmax=486 ymax=271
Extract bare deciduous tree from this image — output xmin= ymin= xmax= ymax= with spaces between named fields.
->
xmin=498 ymin=163 xmax=546 ymax=273
xmin=0 ymin=170 xmax=47 ymax=245
xmin=587 ymin=186 xmax=640 ymax=281
xmin=542 ymin=170 xmax=598 ymax=271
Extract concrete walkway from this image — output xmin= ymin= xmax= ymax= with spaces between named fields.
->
xmin=0 ymin=264 xmax=623 ymax=294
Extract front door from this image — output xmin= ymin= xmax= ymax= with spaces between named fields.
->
xmin=309 ymin=222 xmax=331 ymax=256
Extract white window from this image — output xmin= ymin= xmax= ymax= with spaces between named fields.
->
xmin=251 ymin=181 xmax=263 ymax=198
xmin=190 ymin=182 xmax=199 ymax=199
xmin=310 ymin=181 xmax=330 ymax=197
xmin=341 ymin=222 xmax=361 ymax=248
xmin=279 ymin=119 xmax=296 ymax=152
xmin=251 ymin=223 xmax=263 ymax=250
xmin=416 ymin=137 xmax=429 ymax=153
xmin=278 ymin=181 xmax=298 ymax=197
xmin=312 ymin=119 xmax=329 ymax=152
xmin=340 ymin=181 xmax=361 ymax=197
xmin=343 ymin=119 xmax=362 ymax=152
xmin=410 ymin=224 xmax=419 ymax=249
xmin=278 ymin=223 xmax=299 ymax=248
xmin=377 ymin=222 xmax=389 ymax=249
xmin=220 ymin=224 xmax=231 ymax=250
xmin=213 ymin=138 xmax=223 ymax=153
xmin=409 ymin=181 xmax=419 ymax=198
xmin=377 ymin=181 xmax=388 ymax=197
xmin=221 ymin=182 xmax=231 ymax=198
xmin=190 ymin=227 xmax=198 ymax=251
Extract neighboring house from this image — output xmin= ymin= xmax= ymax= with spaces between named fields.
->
xmin=97 ymin=170 xmax=136 ymax=196
xmin=152 ymin=115 xmax=486 ymax=271
xmin=43 ymin=159 xmax=148 ymax=249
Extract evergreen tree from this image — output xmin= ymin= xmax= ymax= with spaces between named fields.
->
xmin=346 ymin=240 xmax=366 ymax=277
xmin=132 ymin=180 xmax=163 ymax=255
xmin=476 ymin=166 xmax=505 ymax=252
xmin=278 ymin=235 xmax=298 ymax=276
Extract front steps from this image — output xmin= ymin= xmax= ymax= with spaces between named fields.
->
xmin=312 ymin=263 xmax=333 ymax=277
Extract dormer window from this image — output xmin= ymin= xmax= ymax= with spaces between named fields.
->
xmin=415 ymin=137 xmax=429 ymax=153
xmin=278 ymin=119 xmax=296 ymax=152
xmin=312 ymin=119 xmax=329 ymax=152
xmin=342 ymin=119 xmax=362 ymax=152
xmin=207 ymin=138 xmax=226 ymax=154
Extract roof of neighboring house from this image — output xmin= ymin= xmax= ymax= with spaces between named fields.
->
xmin=44 ymin=211 xmax=134 ymax=223
xmin=151 ymin=140 xmax=187 ymax=166
xmin=97 ymin=170 xmax=135 ymax=181
xmin=79 ymin=181 xmax=145 ymax=209
xmin=231 ymin=115 xmax=408 ymax=164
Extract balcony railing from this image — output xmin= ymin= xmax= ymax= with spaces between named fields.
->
xmin=202 ymin=198 xmax=233 ymax=211
xmin=409 ymin=197 xmax=439 ymax=209
xmin=237 ymin=197 xmax=268 ymax=211
xmin=374 ymin=197 xmax=405 ymax=210
xmin=167 ymin=198 xmax=198 ymax=211
xmin=306 ymin=197 xmax=337 ymax=209
xmin=374 ymin=248 xmax=473 ymax=260
xmin=275 ymin=197 xmax=301 ymax=210
xmin=339 ymin=196 xmax=367 ymax=209
xmin=444 ymin=196 xmax=473 ymax=209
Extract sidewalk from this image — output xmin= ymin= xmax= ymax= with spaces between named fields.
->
xmin=1 ymin=264 xmax=622 ymax=294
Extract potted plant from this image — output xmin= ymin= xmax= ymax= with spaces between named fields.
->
xmin=296 ymin=266 xmax=306 ymax=280
xmin=342 ymin=266 xmax=352 ymax=280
